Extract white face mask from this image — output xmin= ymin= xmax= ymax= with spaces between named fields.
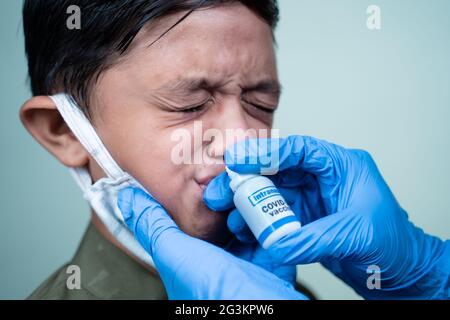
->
xmin=49 ymin=93 xmax=155 ymax=268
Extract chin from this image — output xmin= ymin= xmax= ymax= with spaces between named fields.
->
xmin=202 ymin=221 xmax=232 ymax=247
xmin=183 ymin=207 xmax=232 ymax=247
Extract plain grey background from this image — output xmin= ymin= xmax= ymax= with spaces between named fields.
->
xmin=1 ymin=0 xmax=449 ymax=299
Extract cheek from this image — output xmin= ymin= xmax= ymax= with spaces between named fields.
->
xmin=122 ymin=132 xmax=188 ymax=195
xmin=114 ymin=127 xmax=198 ymax=214
xmin=244 ymin=117 xmax=273 ymax=136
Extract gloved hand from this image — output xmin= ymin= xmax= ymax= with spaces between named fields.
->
xmin=117 ymin=187 xmax=308 ymax=300
xmin=204 ymin=135 xmax=450 ymax=299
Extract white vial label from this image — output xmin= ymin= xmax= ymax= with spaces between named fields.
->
xmin=233 ymin=176 xmax=300 ymax=248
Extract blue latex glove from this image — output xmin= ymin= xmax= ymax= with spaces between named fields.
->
xmin=204 ymin=135 xmax=450 ymax=299
xmin=117 ymin=187 xmax=308 ymax=300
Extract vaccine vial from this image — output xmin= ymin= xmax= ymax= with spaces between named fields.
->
xmin=226 ymin=167 xmax=301 ymax=249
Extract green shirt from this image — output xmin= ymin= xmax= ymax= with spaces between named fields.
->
xmin=28 ymin=222 xmax=167 ymax=299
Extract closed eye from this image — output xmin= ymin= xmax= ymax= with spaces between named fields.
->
xmin=179 ymin=98 xmax=213 ymax=113
xmin=251 ymin=103 xmax=275 ymax=114
xmin=181 ymin=104 xmax=206 ymax=113
xmin=242 ymin=98 xmax=276 ymax=114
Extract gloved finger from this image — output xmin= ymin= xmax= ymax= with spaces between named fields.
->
xmin=225 ymin=135 xmax=348 ymax=185
xmin=266 ymin=208 xmax=367 ymax=266
xmin=118 ymin=186 xmax=179 ymax=256
xmin=227 ymin=208 xmax=256 ymax=243
xmin=203 ymin=171 xmax=234 ymax=211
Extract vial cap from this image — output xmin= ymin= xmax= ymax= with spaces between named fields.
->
xmin=225 ymin=167 xmax=259 ymax=192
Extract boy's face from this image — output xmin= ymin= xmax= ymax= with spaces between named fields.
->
xmin=89 ymin=4 xmax=279 ymax=245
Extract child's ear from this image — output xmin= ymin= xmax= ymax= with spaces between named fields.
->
xmin=19 ymin=96 xmax=90 ymax=167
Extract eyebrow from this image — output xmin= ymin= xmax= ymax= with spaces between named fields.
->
xmin=158 ymin=77 xmax=282 ymax=96
xmin=159 ymin=77 xmax=213 ymax=93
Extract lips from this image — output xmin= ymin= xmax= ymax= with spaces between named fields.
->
xmin=196 ymin=168 xmax=224 ymax=191
xmin=196 ymin=176 xmax=213 ymax=191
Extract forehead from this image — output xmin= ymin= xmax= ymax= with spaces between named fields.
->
xmin=103 ymin=3 xmax=277 ymax=92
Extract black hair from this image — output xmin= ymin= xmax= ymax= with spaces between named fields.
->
xmin=22 ymin=0 xmax=279 ymax=115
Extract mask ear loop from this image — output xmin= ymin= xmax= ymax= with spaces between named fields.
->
xmin=50 ymin=94 xmax=124 ymax=179
xmin=49 ymin=93 xmax=155 ymax=268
